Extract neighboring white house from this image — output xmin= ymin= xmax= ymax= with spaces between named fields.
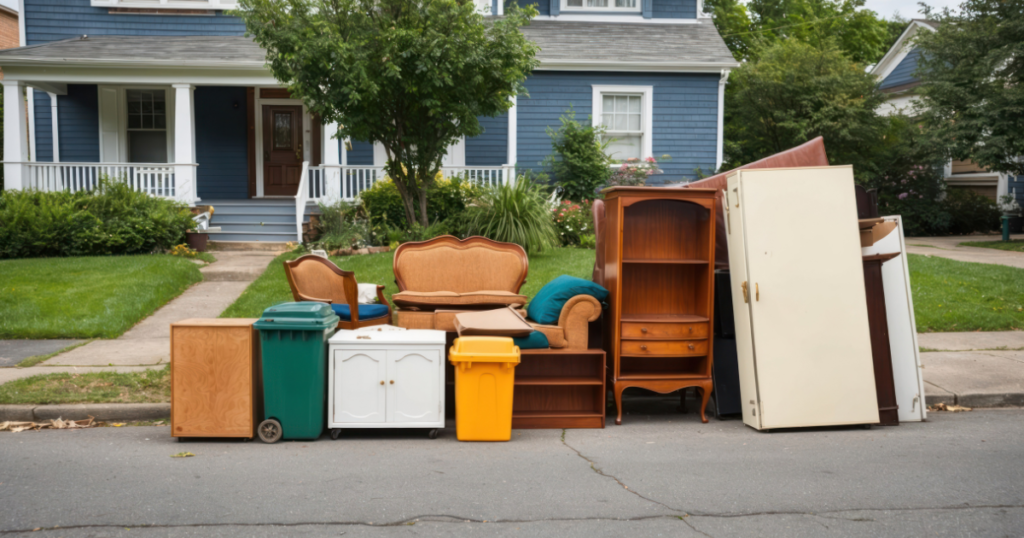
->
xmin=870 ymin=18 xmax=1019 ymax=202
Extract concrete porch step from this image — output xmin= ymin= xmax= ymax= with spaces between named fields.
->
xmin=212 ymin=214 xmax=296 ymax=224
xmin=208 ymin=231 xmax=297 ymax=242
xmin=214 ymin=222 xmax=296 ymax=234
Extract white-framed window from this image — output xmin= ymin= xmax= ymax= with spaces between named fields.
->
xmin=562 ymin=0 xmax=641 ymax=12
xmin=592 ymin=85 xmax=653 ymax=161
xmin=91 ymin=0 xmax=237 ymax=10
xmin=126 ymin=89 xmax=168 ymax=163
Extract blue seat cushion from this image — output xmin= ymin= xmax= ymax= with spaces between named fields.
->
xmin=527 ymin=275 xmax=609 ymax=326
xmin=512 ymin=330 xmax=549 ymax=350
xmin=330 ymin=303 xmax=390 ymax=322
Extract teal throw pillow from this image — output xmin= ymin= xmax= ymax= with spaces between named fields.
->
xmin=527 ymin=275 xmax=608 ymax=326
xmin=512 ymin=330 xmax=549 ymax=350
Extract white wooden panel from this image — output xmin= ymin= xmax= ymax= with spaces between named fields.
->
xmin=736 ymin=166 xmax=879 ymax=430
xmin=98 ymin=87 xmax=121 ymax=162
xmin=333 ymin=349 xmax=386 ymax=423
xmin=723 ymin=180 xmax=761 ymax=430
xmin=866 ymin=216 xmax=927 ymax=422
xmin=386 ymin=349 xmax=441 ymax=423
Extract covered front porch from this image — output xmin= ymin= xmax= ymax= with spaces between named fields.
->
xmin=0 ymin=37 xmax=515 ymax=241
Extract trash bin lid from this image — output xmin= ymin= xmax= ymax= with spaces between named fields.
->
xmin=254 ymin=302 xmax=339 ymax=331
xmin=449 ymin=336 xmax=520 ymax=364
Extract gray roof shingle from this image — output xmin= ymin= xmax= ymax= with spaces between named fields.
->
xmin=0 ymin=19 xmax=737 ymax=68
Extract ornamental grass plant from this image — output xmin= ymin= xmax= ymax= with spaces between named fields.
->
xmin=465 ymin=176 xmax=559 ymax=254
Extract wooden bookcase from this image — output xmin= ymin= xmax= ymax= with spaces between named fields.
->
xmin=512 ymin=348 xmax=606 ymax=429
xmin=600 ymin=187 xmax=718 ymax=424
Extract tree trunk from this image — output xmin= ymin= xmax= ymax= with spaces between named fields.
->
xmin=388 ymin=163 xmax=420 ymax=229
xmin=417 ymin=187 xmax=429 ymax=227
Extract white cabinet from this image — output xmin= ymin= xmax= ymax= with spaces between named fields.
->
xmin=328 ymin=330 xmax=446 ymax=437
xmin=725 ymin=166 xmax=880 ymax=431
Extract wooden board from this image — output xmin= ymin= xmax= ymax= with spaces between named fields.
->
xmin=171 ymin=319 xmax=259 ymax=438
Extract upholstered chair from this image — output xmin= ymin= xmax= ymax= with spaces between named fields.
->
xmin=283 ymin=255 xmax=392 ymax=330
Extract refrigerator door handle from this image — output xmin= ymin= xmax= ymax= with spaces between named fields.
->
xmin=741 ymin=281 xmax=749 ymax=303
xmin=756 ymin=283 xmax=759 ymax=301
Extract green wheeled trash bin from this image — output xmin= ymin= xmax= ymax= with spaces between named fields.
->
xmin=254 ymin=302 xmax=339 ymax=443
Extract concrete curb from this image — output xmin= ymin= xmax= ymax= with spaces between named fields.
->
xmin=0 ymin=403 xmax=169 ymax=422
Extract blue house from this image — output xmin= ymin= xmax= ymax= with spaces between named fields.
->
xmin=0 ymin=0 xmax=737 ymax=242
xmin=871 ymin=18 xmax=1021 ymax=204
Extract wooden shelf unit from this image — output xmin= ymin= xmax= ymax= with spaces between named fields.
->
xmin=511 ymin=348 xmax=606 ymax=429
xmin=599 ymin=187 xmax=718 ymax=424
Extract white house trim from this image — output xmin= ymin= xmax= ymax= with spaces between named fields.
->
xmin=172 ymin=83 xmax=196 ymax=204
xmin=507 ymin=94 xmax=517 ymax=166
xmin=716 ymin=69 xmax=729 ymax=171
xmin=531 ymin=14 xmax=699 ymax=23
xmin=253 ymin=93 xmax=312 ymax=198
xmin=591 ymin=84 xmax=654 ymax=160
xmin=96 ymin=84 xmax=176 ymax=164
xmin=558 ymin=0 xmax=642 ymax=14
xmin=3 ymin=80 xmax=29 ymax=189
xmin=48 ymin=92 xmax=60 ymax=163
xmin=871 ymin=20 xmax=937 ymax=82
xmin=90 ymin=0 xmax=238 ymax=10
xmin=27 ymin=88 xmax=37 ymax=162
xmin=537 ymin=60 xmax=738 ymax=72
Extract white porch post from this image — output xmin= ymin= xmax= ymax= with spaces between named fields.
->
xmin=323 ymin=121 xmax=342 ymax=202
xmin=506 ymin=94 xmax=517 ymax=185
xmin=715 ymin=69 xmax=730 ymax=173
xmin=48 ymin=92 xmax=60 ymax=163
xmin=172 ymin=83 xmax=196 ymax=205
xmin=3 ymin=80 xmax=28 ymax=190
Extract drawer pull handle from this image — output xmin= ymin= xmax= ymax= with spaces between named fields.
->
xmin=379 ymin=380 xmax=384 ymax=385
xmin=688 ymin=344 xmax=695 ymax=351
xmin=688 ymin=327 xmax=693 ymax=334
xmin=640 ymin=345 xmax=647 ymax=351
xmin=390 ymin=380 xmax=395 ymax=385
xmin=641 ymin=327 xmax=648 ymax=334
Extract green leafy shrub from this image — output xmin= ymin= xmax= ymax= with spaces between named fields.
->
xmin=578 ymin=234 xmax=596 ymax=249
xmin=0 ymin=179 xmax=193 ymax=259
xmin=943 ymin=189 xmax=1001 ymax=235
xmin=359 ymin=176 xmax=483 ymax=232
xmin=544 ymin=109 xmax=611 ymax=201
xmin=465 ymin=176 xmax=558 ymax=254
xmin=552 ymin=198 xmax=593 ymax=246
xmin=312 ymin=199 xmax=374 ymax=250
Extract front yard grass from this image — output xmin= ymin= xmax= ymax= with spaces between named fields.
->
xmin=0 ymin=255 xmax=204 ymax=339
xmin=960 ymin=239 xmax=1024 ymax=253
xmin=220 ymin=247 xmax=598 ymax=318
xmin=0 ymin=366 xmax=169 ymax=405
xmin=909 ymin=254 xmax=1024 ymax=332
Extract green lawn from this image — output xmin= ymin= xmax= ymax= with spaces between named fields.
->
xmin=909 ymin=254 xmax=1024 ymax=332
xmin=0 ymin=366 xmax=169 ymax=405
xmin=220 ymin=247 xmax=598 ymax=318
xmin=0 ymin=255 xmax=204 ymax=339
xmin=960 ymin=239 xmax=1024 ymax=253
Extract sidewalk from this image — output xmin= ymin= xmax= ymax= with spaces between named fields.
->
xmin=0 ymin=250 xmax=280 ymax=385
xmin=905 ymin=233 xmax=1024 ymax=269
xmin=919 ymin=331 xmax=1024 ymax=408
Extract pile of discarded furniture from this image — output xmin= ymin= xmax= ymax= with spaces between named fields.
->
xmin=168 ymin=137 xmax=926 ymax=442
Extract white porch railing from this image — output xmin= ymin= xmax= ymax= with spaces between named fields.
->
xmin=306 ymin=164 xmax=515 ymax=203
xmin=22 ymin=162 xmax=179 ymax=199
xmin=295 ymin=161 xmax=311 ymax=241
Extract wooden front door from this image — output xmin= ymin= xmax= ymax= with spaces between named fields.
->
xmin=262 ymin=105 xmax=304 ymax=196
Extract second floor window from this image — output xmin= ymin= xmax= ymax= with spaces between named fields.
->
xmin=127 ymin=90 xmax=168 ymax=163
xmin=564 ymin=0 xmax=639 ymax=10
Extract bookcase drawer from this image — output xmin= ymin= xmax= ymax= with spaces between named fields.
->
xmin=621 ymin=322 xmax=708 ymax=340
xmin=621 ymin=339 xmax=708 ymax=357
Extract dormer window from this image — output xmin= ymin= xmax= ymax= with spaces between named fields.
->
xmin=562 ymin=0 xmax=640 ymax=11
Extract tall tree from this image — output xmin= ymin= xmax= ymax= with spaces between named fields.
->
xmin=238 ymin=0 xmax=539 ymax=227
xmin=722 ymin=39 xmax=888 ymax=179
xmin=915 ymin=0 xmax=1024 ymax=176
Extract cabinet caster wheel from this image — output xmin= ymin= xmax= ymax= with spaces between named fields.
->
xmin=257 ymin=419 xmax=283 ymax=444
xmin=330 ymin=429 xmax=341 ymax=440
xmin=862 ymin=424 xmax=873 ymax=430
xmin=428 ymin=429 xmax=439 ymax=439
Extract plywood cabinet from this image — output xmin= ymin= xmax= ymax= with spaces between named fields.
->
xmin=171 ymin=319 xmax=260 ymax=439
xmin=725 ymin=167 xmax=879 ymax=430
xmin=598 ymin=187 xmax=718 ymax=424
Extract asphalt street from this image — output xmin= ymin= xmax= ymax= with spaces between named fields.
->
xmin=1 ymin=400 xmax=1022 ymax=537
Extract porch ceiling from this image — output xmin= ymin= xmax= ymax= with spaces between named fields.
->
xmin=0 ymin=19 xmax=737 ymax=72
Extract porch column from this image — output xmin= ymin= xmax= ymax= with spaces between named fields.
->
xmin=48 ymin=92 xmax=60 ymax=163
xmin=3 ymin=80 xmax=28 ymax=190
xmin=172 ymin=84 xmax=197 ymax=205
xmin=716 ymin=69 xmax=730 ymax=172
xmin=323 ymin=121 xmax=342 ymax=202
xmin=506 ymin=94 xmax=517 ymax=184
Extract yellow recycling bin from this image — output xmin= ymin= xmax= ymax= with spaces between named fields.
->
xmin=449 ymin=337 xmax=521 ymax=442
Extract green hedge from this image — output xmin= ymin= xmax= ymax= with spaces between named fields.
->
xmin=359 ymin=176 xmax=483 ymax=231
xmin=0 ymin=180 xmax=194 ymax=259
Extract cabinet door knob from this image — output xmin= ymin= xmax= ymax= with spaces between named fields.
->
xmin=640 ymin=345 xmax=647 ymax=351
xmin=389 ymin=380 xmax=394 ymax=385
xmin=641 ymin=327 xmax=648 ymax=333
xmin=379 ymin=380 xmax=384 ymax=385
xmin=688 ymin=344 xmax=695 ymax=351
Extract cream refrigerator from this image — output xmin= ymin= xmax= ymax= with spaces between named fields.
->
xmin=724 ymin=166 xmax=880 ymax=430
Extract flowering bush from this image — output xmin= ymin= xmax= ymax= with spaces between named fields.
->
xmin=607 ymin=156 xmax=666 ymax=187
xmin=169 ymin=244 xmax=199 ymax=259
xmin=552 ymin=199 xmax=593 ymax=246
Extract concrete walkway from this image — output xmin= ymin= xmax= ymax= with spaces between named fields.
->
xmin=0 ymin=250 xmax=280 ymax=385
xmin=919 ymin=331 xmax=1024 ymax=408
xmin=905 ymin=233 xmax=1024 ymax=268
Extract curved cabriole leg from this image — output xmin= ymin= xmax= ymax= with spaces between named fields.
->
xmin=698 ymin=383 xmax=712 ymax=424
xmin=614 ymin=384 xmax=625 ymax=425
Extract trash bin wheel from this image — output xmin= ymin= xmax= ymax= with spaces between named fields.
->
xmin=258 ymin=419 xmax=283 ymax=443
xmin=428 ymin=429 xmax=439 ymax=439
xmin=330 ymin=429 xmax=341 ymax=440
